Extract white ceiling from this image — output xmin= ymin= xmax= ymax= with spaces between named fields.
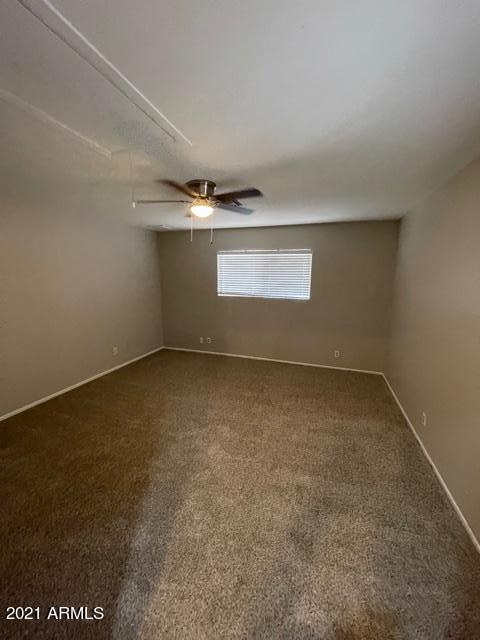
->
xmin=2 ymin=0 xmax=480 ymax=229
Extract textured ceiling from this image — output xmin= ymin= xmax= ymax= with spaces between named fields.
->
xmin=2 ymin=0 xmax=480 ymax=229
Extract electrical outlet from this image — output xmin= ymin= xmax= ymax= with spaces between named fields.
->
xmin=112 ymin=346 xmax=118 ymax=356
xmin=421 ymin=412 xmax=427 ymax=427
xmin=199 ymin=337 xmax=204 ymax=344
xmin=334 ymin=349 xmax=341 ymax=359
xmin=206 ymin=337 xmax=212 ymax=344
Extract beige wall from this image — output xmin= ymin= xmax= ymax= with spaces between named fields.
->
xmin=0 ymin=192 xmax=163 ymax=418
xmin=158 ymin=221 xmax=399 ymax=372
xmin=387 ymin=158 xmax=480 ymax=540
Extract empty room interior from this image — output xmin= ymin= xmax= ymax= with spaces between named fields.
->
xmin=1 ymin=1 xmax=480 ymax=638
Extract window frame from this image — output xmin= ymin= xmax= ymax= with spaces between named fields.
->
xmin=216 ymin=249 xmax=312 ymax=302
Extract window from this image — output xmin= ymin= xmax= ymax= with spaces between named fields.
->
xmin=217 ymin=250 xmax=312 ymax=301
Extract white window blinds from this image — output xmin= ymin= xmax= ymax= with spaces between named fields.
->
xmin=217 ymin=250 xmax=312 ymax=301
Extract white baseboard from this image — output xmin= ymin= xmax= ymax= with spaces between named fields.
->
xmin=163 ymin=346 xmax=383 ymax=376
xmin=382 ymin=374 xmax=480 ymax=554
xmin=0 ymin=346 xmax=165 ymax=423
xmin=3 ymin=343 xmax=477 ymax=555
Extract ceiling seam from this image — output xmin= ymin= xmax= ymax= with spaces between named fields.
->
xmin=15 ymin=0 xmax=193 ymax=147
xmin=0 ymin=88 xmax=112 ymax=158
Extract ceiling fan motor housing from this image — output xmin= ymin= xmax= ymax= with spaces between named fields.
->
xmin=187 ymin=179 xmax=216 ymax=198
xmin=133 ymin=178 xmax=260 ymax=215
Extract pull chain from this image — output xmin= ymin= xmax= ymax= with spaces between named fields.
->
xmin=129 ymin=151 xmax=135 ymax=208
xmin=210 ymin=215 xmax=214 ymax=245
xmin=190 ymin=214 xmax=193 ymax=243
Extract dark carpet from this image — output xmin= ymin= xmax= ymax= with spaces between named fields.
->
xmin=1 ymin=350 xmax=479 ymax=639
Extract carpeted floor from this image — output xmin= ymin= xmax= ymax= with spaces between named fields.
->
xmin=1 ymin=350 xmax=479 ymax=639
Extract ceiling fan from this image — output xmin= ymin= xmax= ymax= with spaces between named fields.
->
xmin=132 ymin=179 xmax=263 ymax=218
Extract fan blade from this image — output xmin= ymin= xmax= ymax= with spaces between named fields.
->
xmin=215 ymin=188 xmax=262 ymax=202
xmin=133 ymin=199 xmax=191 ymax=205
xmin=157 ymin=179 xmax=196 ymax=197
xmin=217 ymin=202 xmax=254 ymax=215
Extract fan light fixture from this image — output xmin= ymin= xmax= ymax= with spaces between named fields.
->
xmin=190 ymin=199 xmax=214 ymax=218
xmin=132 ymin=180 xmax=263 ymax=222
